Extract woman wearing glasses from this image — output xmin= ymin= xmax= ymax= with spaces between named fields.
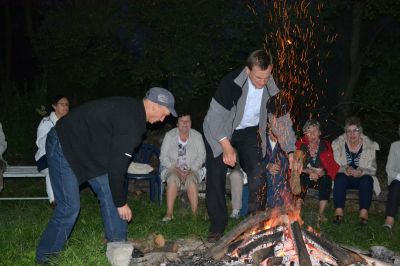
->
xmin=332 ymin=116 xmax=380 ymax=225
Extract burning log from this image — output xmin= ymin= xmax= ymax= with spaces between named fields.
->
xmin=266 ymin=256 xmax=283 ymax=266
xmin=302 ymin=230 xmax=364 ymax=266
xmin=251 ymin=244 xmax=276 ymax=265
xmin=237 ymin=232 xmax=283 ymax=257
xmin=205 ymin=209 xmax=283 ymax=260
xmin=290 ymin=221 xmax=312 ymax=266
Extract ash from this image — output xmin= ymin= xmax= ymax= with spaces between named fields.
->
xmin=165 ymin=255 xmax=249 ymax=266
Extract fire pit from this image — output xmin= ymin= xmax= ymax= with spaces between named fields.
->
xmin=205 ymin=208 xmax=371 ymax=266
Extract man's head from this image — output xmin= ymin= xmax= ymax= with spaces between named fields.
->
xmin=245 ymin=49 xmax=273 ymax=89
xmin=143 ymin=87 xmax=177 ymax=124
xmin=177 ymin=113 xmax=192 ymax=135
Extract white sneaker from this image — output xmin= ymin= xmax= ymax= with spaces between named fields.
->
xmin=106 ymin=242 xmax=133 ymax=266
xmin=230 ymin=209 xmax=240 ymax=219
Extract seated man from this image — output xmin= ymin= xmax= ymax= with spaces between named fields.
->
xmin=0 ymin=122 xmax=7 ymax=192
xmin=160 ymin=113 xmax=206 ymax=221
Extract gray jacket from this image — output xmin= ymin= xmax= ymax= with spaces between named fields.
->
xmin=159 ymin=128 xmax=206 ymax=182
xmin=203 ymin=67 xmax=296 ymax=157
xmin=0 ymin=123 xmax=7 ymax=161
xmin=386 ymin=140 xmax=400 ymax=186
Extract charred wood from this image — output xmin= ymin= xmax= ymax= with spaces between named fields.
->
xmin=237 ymin=232 xmax=283 ymax=257
xmin=266 ymin=256 xmax=284 ymax=266
xmin=302 ymin=230 xmax=364 ymax=266
xmin=290 ymin=221 xmax=312 ymax=266
xmin=251 ymin=244 xmax=276 ymax=265
xmin=227 ymin=238 xmax=244 ymax=254
xmin=206 ymin=209 xmax=282 ymax=260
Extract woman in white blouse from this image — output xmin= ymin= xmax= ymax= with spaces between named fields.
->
xmin=35 ymin=95 xmax=69 ymax=206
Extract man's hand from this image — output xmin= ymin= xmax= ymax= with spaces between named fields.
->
xmin=220 ymin=138 xmax=236 ymax=167
xmin=117 ymin=204 xmax=132 ymax=222
xmin=309 ymin=171 xmax=320 ymax=181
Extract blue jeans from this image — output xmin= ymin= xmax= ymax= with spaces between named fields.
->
xmin=36 ymin=129 xmax=127 ymax=263
xmin=333 ymin=172 xmax=373 ymax=210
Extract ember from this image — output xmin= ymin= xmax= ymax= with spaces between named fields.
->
xmin=205 ymin=208 xmax=366 ymax=266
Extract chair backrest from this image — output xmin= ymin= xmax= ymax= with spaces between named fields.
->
xmin=132 ymin=143 xmax=160 ymax=164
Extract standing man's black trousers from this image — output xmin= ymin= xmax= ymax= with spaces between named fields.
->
xmin=205 ymin=126 xmax=264 ymax=234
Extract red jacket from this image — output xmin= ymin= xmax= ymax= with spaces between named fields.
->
xmin=295 ymin=136 xmax=339 ymax=180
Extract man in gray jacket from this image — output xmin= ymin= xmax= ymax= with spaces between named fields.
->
xmin=203 ymin=49 xmax=296 ymax=242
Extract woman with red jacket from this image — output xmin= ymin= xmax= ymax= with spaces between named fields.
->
xmin=296 ymin=119 xmax=339 ymax=222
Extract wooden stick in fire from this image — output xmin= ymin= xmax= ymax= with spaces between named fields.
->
xmin=290 ymin=149 xmax=305 ymax=195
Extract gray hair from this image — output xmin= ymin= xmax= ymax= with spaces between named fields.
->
xmin=302 ymin=119 xmax=320 ymax=133
xmin=344 ymin=116 xmax=363 ymax=134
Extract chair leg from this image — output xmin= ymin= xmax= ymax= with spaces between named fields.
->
xmin=149 ymin=177 xmax=155 ymax=202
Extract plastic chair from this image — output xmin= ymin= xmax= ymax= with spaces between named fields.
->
xmin=126 ymin=143 xmax=162 ymax=205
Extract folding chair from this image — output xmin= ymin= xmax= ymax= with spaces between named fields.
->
xmin=126 ymin=143 xmax=162 ymax=205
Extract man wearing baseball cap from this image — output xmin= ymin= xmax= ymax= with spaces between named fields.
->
xmin=36 ymin=87 xmax=177 ymax=265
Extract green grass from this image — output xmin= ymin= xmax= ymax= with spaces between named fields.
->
xmin=0 ymin=179 xmax=399 ymax=265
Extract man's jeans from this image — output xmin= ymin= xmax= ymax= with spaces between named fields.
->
xmin=36 ymin=129 xmax=127 ymax=263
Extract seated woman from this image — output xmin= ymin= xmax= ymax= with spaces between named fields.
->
xmin=296 ymin=119 xmax=339 ymax=222
xmin=263 ymin=127 xmax=291 ymax=209
xmin=34 ymin=95 xmax=70 ymax=206
xmin=332 ymin=116 xmax=380 ymax=225
xmin=159 ymin=113 xmax=206 ymax=221
xmin=383 ymin=124 xmax=400 ymax=230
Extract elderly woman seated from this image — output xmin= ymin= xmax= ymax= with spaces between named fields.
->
xmin=295 ymin=119 xmax=339 ymax=222
xmin=159 ymin=113 xmax=206 ymax=222
xmin=383 ymin=124 xmax=400 ymax=230
xmin=332 ymin=116 xmax=380 ymax=225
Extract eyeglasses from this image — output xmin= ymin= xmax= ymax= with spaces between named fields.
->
xmin=345 ymin=128 xmax=360 ymax=134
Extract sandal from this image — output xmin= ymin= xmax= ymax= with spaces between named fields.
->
xmin=383 ymin=224 xmax=393 ymax=231
xmin=359 ymin=217 xmax=368 ymax=226
xmin=318 ymin=214 xmax=328 ymax=223
xmin=333 ymin=215 xmax=343 ymax=224
xmin=161 ymin=215 xmax=174 ymax=222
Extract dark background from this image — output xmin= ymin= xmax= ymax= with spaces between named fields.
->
xmin=0 ymin=0 xmax=399 ymax=165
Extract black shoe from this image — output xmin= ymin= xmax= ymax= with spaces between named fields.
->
xmin=333 ymin=215 xmax=343 ymax=224
xmin=131 ymin=247 xmax=144 ymax=258
xmin=207 ymin=232 xmax=223 ymax=243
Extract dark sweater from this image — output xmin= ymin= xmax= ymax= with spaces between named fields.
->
xmin=56 ymin=97 xmax=147 ymax=207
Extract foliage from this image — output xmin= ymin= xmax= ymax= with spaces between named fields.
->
xmin=32 ymin=0 xmax=268 ymax=109
xmin=353 ymin=27 xmax=400 ymax=152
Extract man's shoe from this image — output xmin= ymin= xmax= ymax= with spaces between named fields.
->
xmin=106 ymin=242 xmax=133 ymax=266
xmin=207 ymin=232 xmax=223 ymax=243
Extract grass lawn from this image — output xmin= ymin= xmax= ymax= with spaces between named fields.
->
xmin=0 ymin=179 xmax=399 ymax=266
